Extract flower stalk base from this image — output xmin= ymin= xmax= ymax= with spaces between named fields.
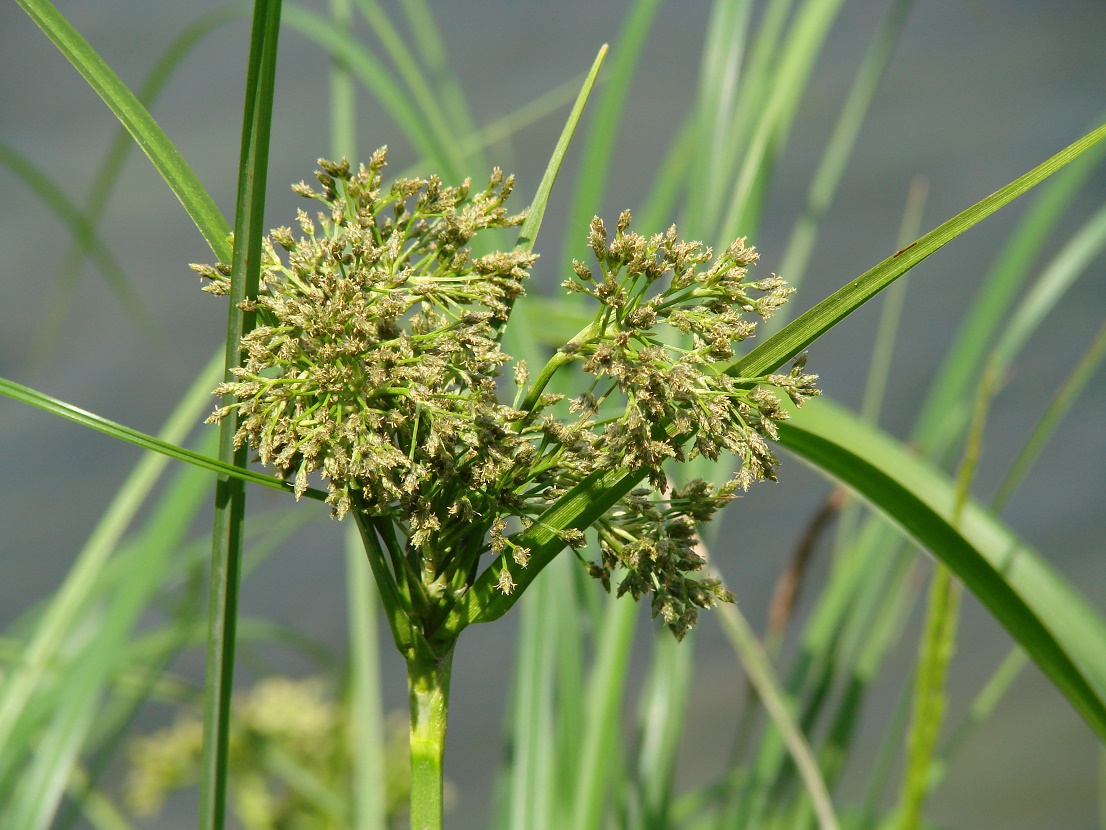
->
xmin=407 ymin=646 xmax=454 ymax=830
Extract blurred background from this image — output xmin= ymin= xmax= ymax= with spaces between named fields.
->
xmin=2 ymin=1 xmax=1105 ymax=827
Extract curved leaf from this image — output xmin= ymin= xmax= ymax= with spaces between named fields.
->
xmin=0 ymin=375 xmax=326 ymax=503
xmin=513 ymin=45 xmax=609 ymax=256
xmin=200 ymin=3 xmax=284 ymax=827
xmin=16 ymin=0 xmax=232 ymax=261
xmin=777 ymin=398 xmax=1106 ymax=741
xmin=32 ymin=4 xmax=247 ymax=363
xmin=498 ymin=44 xmax=608 ymax=349
xmin=282 ymin=3 xmax=457 ymax=179
xmin=0 ymin=142 xmax=161 ymax=350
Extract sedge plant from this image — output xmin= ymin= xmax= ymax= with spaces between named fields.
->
xmin=5 ymin=3 xmax=1106 ymax=830
xmin=192 ymin=147 xmax=819 ymax=828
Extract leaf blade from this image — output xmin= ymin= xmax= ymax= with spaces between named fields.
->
xmin=778 ymin=398 xmax=1106 ymax=741
xmin=16 ymin=0 xmax=232 ymax=260
xmin=732 ymin=120 xmax=1106 ymax=379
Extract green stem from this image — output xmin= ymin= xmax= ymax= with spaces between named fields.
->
xmin=897 ymin=566 xmax=961 ymax=830
xmin=406 ymin=645 xmax=455 ymax=830
xmin=519 ymin=344 xmax=578 ymax=414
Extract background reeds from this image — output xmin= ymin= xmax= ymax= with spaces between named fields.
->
xmin=2 ymin=2 xmax=1105 ymax=829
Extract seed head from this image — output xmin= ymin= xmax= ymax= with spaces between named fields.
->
xmin=196 ymin=157 xmax=819 ymax=639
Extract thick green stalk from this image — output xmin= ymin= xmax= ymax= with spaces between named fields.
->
xmin=406 ymin=646 xmax=455 ymax=830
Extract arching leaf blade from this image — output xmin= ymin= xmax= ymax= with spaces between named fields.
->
xmin=16 ymin=0 xmax=232 ymax=261
xmin=777 ymin=398 xmax=1106 ymax=741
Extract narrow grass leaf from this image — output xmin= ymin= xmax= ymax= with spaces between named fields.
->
xmin=514 ymin=45 xmax=609 ymax=256
xmin=858 ymin=178 xmax=928 ymax=424
xmin=775 ymin=0 xmax=915 ymax=295
xmin=16 ymin=0 xmax=232 ymax=261
xmin=460 ymin=73 xmax=592 ymax=160
xmin=54 ymin=435 xmax=216 ymax=830
xmin=329 ymin=0 xmax=357 ymax=160
xmin=993 ymin=319 xmax=1106 ymax=508
xmin=732 ymin=120 xmax=1106 ymax=380
xmin=561 ymin=0 xmax=664 ymax=269
xmin=0 ymin=375 xmax=325 ymax=501
xmin=912 ymin=122 xmax=1106 ymax=456
xmin=634 ymin=631 xmax=692 ymax=828
xmin=6 ymin=482 xmax=178 ymax=830
xmin=685 ymin=0 xmax=753 ymax=237
xmin=775 ymin=140 xmax=1106 ymax=810
xmin=716 ymin=602 xmax=841 ymax=830
xmin=494 ymin=44 xmax=608 ymax=336
xmin=283 ymin=3 xmax=455 ymax=178
xmin=638 ymin=116 xmax=697 ymax=233
xmin=504 ymin=563 xmax=559 ymax=830
xmin=398 ymin=0 xmax=477 ymax=142
xmin=345 ymin=526 xmax=388 ymax=830
xmin=989 ymin=201 xmax=1106 ymax=369
xmin=351 ymin=0 xmax=471 ymax=176
xmin=932 ymin=323 xmax=1106 ymax=769
xmin=0 ymin=353 xmax=221 ymax=779
xmin=31 ymin=5 xmax=246 ymax=364
xmin=936 ymin=647 xmax=1028 ymax=785
xmin=0 ymin=142 xmax=161 ymax=351
xmin=551 ymin=557 xmax=591 ymax=826
xmin=778 ymin=398 xmax=1106 ymax=740
xmin=571 ymin=595 xmax=638 ymax=830
xmin=718 ymin=0 xmax=847 ymax=242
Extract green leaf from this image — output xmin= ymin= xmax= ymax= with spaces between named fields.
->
xmin=0 ymin=141 xmax=162 ymax=352
xmin=560 ymin=0 xmax=663 ymax=267
xmin=570 ymin=595 xmax=638 ymax=830
xmin=732 ymin=119 xmax=1106 ymax=380
xmin=16 ymin=0 xmax=232 ymax=261
xmin=0 ymin=374 xmax=325 ymax=502
xmin=344 ymin=523 xmax=389 ymax=830
xmin=514 ymin=45 xmax=609 ymax=256
xmin=30 ymin=5 xmax=246 ymax=363
xmin=199 ymin=3 xmax=284 ymax=829
xmin=0 ymin=354 xmax=220 ymax=814
xmin=496 ymin=43 xmax=608 ymax=344
xmin=775 ymin=0 xmax=916 ymax=294
xmin=283 ymin=3 xmax=460 ymax=180
xmin=716 ymin=602 xmax=841 ymax=830
xmin=778 ymin=398 xmax=1106 ymax=741
xmin=913 ymin=123 xmax=1106 ymax=459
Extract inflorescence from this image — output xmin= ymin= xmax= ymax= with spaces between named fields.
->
xmin=194 ymin=148 xmax=818 ymax=638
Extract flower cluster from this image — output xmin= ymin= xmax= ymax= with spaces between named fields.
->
xmin=588 ymin=480 xmax=737 ymax=637
xmin=541 ymin=211 xmax=819 ymax=636
xmin=194 ymin=148 xmax=535 ymax=534
xmin=195 ymin=150 xmax=818 ymax=638
xmin=557 ymin=212 xmax=816 ymax=492
xmin=125 ymin=677 xmax=410 ymax=824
